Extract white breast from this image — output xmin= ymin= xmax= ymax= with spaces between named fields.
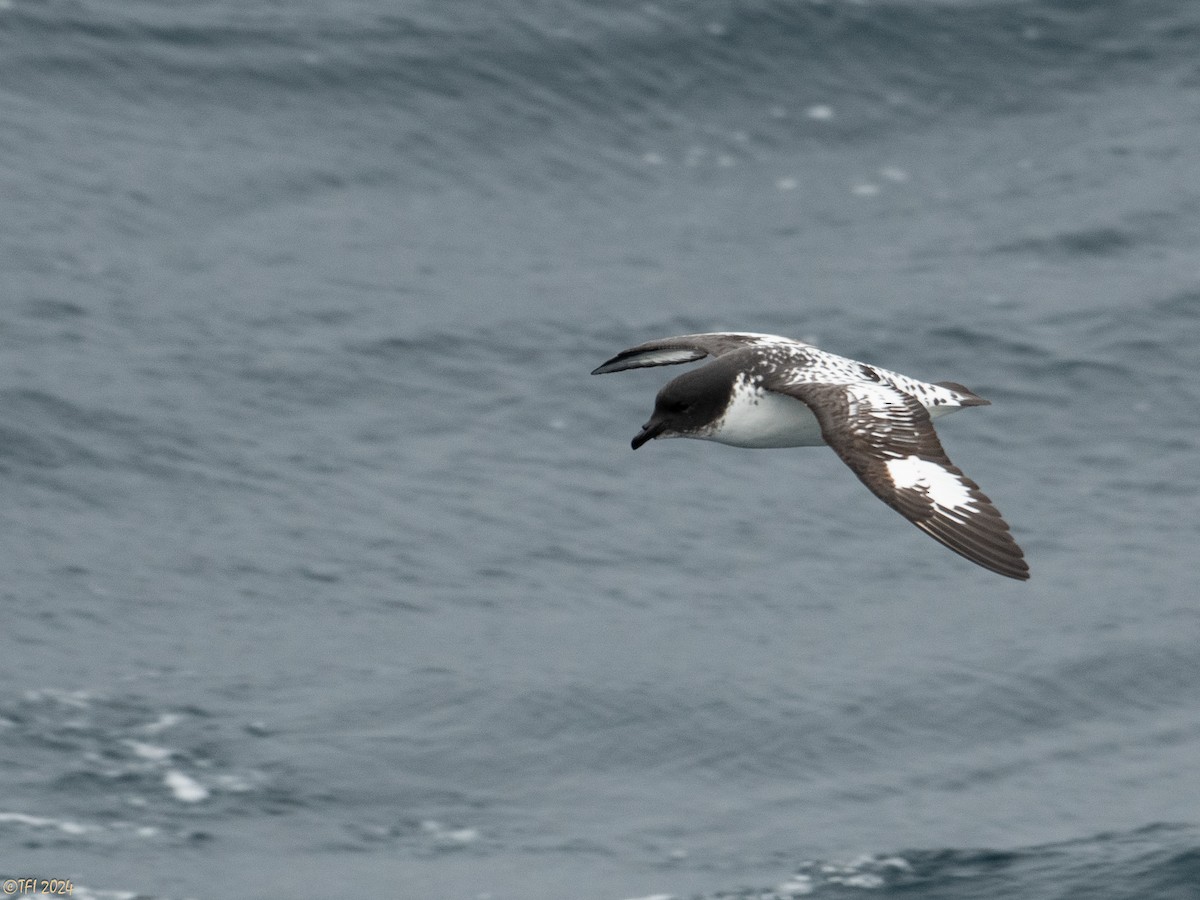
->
xmin=706 ymin=387 xmax=825 ymax=448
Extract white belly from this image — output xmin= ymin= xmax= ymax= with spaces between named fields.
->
xmin=706 ymin=390 xmax=825 ymax=448
xmin=699 ymin=383 xmax=967 ymax=449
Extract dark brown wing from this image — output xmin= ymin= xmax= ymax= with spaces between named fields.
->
xmin=591 ymin=332 xmax=795 ymax=375
xmin=767 ymin=378 xmax=1029 ymax=581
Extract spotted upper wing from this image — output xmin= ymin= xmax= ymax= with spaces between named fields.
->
xmin=765 ymin=376 xmax=1029 ymax=580
xmin=591 ymin=332 xmax=801 ymax=375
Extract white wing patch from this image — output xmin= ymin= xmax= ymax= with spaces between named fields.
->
xmin=623 ymin=348 xmax=707 ymax=367
xmin=885 ymin=455 xmax=976 ymax=513
xmin=592 ymin=332 xmax=812 ymax=375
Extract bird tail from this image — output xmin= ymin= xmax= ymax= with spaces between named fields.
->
xmin=934 ymin=381 xmax=991 ymax=407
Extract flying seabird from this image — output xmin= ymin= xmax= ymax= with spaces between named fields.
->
xmin=593 ymin=332 xmax=1029 ymax=580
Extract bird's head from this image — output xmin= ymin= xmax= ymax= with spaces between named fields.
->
xmin=631 ymin=366 xmax=728 ymax=449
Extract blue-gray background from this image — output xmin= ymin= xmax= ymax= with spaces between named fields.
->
xmin=2 ymin=1 xmax=1199 ymax=898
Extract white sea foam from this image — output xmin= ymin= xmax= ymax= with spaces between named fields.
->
xmin=164 ymin=770 xmax=209 ymax=803
xmin=125 ymin=739 xmax=173 ymax=761
xmin=139 ymin=712 xmax=183 ymax=734
xmin=0 ymin=811 xmax=95 ymax=835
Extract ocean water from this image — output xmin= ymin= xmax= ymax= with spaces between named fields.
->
xmin=2 ymin=0 xmax=1200 ymax=897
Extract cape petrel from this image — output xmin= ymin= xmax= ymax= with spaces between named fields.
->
xmin=593 ymin=332 xmax=1028 ymax=580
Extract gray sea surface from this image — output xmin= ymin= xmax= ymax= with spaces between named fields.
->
xmin=2 ymin=1 xmax=1200 ymax=898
